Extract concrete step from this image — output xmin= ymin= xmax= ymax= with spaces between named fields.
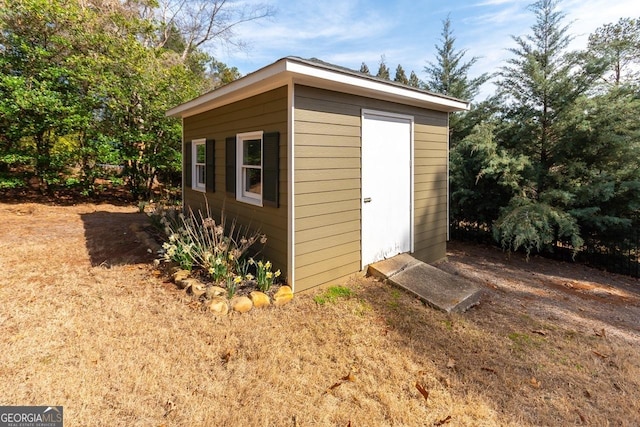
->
xmin=368 ymin=253 xmax=482 ymax=314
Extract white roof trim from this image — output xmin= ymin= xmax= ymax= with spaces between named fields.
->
xmin=166 ymin=57 xmax=470 ymax=118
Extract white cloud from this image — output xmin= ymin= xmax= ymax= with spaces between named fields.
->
xmin=211 ymin=0 xmax=640 ymax=100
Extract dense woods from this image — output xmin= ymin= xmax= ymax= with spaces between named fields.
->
xmin=445 ymin=1 xmax=640 ymax=260
xmin=0 ymin=0 xmax=267 ymax=198
xmin=1 ymin=0 xmax=638 ymax=261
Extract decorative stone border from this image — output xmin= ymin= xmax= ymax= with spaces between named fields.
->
xmin=170 ymin=268 xmax=293 ymax=315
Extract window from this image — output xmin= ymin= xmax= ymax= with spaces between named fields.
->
xmin=236 ymin=131 xmax=263 ymax=205
xmin=226 ymin=131 xmax=278 ymax=207
xmin=192 ymin=139 xmax=206 ymax=192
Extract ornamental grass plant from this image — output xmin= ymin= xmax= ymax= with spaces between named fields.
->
xmin=151 ymin=201 xmax=281 ymax=294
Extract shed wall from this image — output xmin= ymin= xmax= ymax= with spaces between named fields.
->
xmin=183 ymin=86 xmax=289 ymax=272
xmin=293 ymin=85 xmax=449 ymax=291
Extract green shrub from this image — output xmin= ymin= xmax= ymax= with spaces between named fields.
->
xmin=0 ymin=175 xmax=25 ymax=189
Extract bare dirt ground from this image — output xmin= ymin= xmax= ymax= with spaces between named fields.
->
xmin=1 ymin=201 xmax=639 ymax=426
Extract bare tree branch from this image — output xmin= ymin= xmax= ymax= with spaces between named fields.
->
xmin=154 ymin=0 xmax=275 ymax=62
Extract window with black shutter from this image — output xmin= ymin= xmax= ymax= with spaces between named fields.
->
xmin=191 ymin=139 xmax=206 ymax=192
xmin=225 ymin=131 xmax=279 ymax=208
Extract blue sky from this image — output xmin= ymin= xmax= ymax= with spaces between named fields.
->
xmin=212 ymin=0 xmax=640 ymax=99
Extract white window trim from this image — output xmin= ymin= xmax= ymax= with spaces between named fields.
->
xmin=236 ymin=131 xmax=264 ymax=206
xmin=191 ymin=138 xmax=206 ymax=192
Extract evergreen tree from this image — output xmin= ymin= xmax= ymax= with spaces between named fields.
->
xmin=376 ymin=56 xmax=390 ymax=80
xmin=424 ymin=15 xmax=495 ymax=227
xmin=359 ymin=62 xmax=370 ymax=75
xmin=424 ymin=15 xmax=489 ymax=100
xmin=493 ymin=0 xmax=603 ymax=255
xmin=408 ymin=71 xmax=421 ymax=88
xmin=209 ymin=59 xmax=242 ymax=88
xmin=587 ymin=17 xmax=640 ymax=87
xmin=557 ymin=85 xmax=640 ymax=242
xmin=394 ymin=65 xmax=409 ymax=84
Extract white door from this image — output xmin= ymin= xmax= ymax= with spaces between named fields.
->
xmin=361 ymin=110 xmax=413 ymax=267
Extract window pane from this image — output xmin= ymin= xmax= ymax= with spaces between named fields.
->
xmin=243 ymin=139 xmax=261 ymax=166
xmin=197 ymin=165 xmax=205 ymax=185
xmin=244 ymin=168 xmax=261 ymax=195
xmin=196 ymin=144 xmax=205 ymax=163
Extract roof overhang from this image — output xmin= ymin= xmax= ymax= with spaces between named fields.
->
xmin=166 ymin=57 xmax=470 ymax=118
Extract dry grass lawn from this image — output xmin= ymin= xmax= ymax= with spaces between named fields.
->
xmin=1 ymin=201 xmax=639 ymax=426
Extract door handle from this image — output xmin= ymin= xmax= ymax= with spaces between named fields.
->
xmin=363 ymin=197 xmax=372 ymax=203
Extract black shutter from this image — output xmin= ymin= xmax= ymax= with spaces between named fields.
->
xmin=225 ymin=136 xmax=236 ymax=195
xmin=263 ymin=132 xmax=280 ymax=208
xmin=206 ymin=138 xmax=215 ymax=192
xmin=184 ymin=141 xmax=192 ymax=188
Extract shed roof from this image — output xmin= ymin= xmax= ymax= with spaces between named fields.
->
xmin=166 ymin=56 xmax=470 ymax=118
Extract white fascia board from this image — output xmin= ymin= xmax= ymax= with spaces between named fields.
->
xmin=284 ymin=60 xmax=470 ymax=113
xmin=167 ymin=57 xmax=470 ymax=118
xmin=166 ymin=60 xmax=289 ymax=118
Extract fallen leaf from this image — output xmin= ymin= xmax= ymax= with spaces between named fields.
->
xmin=530 ymin=376 xmax=541 ymax=388
xmin=341 ymin=372 xmax=355 ymax=382
xmin=576 ymin=410 xmax=586 ymax=423
xmin=592 ymin=350 xmax=609 ymax=359
xmin=221 ymin=349 xmax=235 ymax=364
xmin=446 ymin=358 xmax=456 ymax=369
xmin=325 ymin=372 xmax=355 ymax=394
xmin=594 ymin=328 xmax=606 ymax=338
xmin=415 ymin=382 xmax=429 ymax=402
xmin=532 ymin=329 xmax=547 ymax=336
xmin=434 ymin=415 xmax=452 ymax=425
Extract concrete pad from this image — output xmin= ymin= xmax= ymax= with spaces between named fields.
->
xmin=368 ymin=254 xmax=482 ymax=314
xmin=366 ymin=253 xmax=421 ymax=281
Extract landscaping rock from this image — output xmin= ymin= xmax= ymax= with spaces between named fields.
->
xmin=273 ymin=286 xmax=293 ymax=307
xmin=231 ymin=296 xmax=253 ymax=313
xmin=167 ymin=264 xmax=182 ymax=275
xmin=249 ymin=291 xmax=271 ymax=308
xmin=206 ymin=285 xmax=226 ymax=299
xmin=207 ymin=297 xmax=229 ymax=316
xmin=172 ymin=269 xmax=190 ymax=288
xmin=178 ymin=277 xmax=198 ymax=292
xmin=188 ymin=280 xmax=206 ymax=298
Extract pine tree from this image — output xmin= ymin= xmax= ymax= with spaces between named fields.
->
xmin=408 ymin=71 xmax=421 ymax=88
xmin=497 ymin=0 xmax=597 ymax=198
xmin=587 ymin=17 xmax=640 ymax=87
xmin=376 ymin=56 xmax=390 ymax=80
xmin=424 ymin=15 xmax=496 ymax=229
xmin=393 ymin=65 xmax=409 ymax=84
xmin=492 ymin=0 xmax=603 ymax=255
xmin=359 ymin=62 xmax=370 ymax=75
xmin=424 ymin=15 xmax=488 ymax=100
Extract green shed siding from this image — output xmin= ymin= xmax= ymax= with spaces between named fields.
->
xmin=183 ymin=86 xmax=289 ymax=273
xmin=293 ymin=85 xmax=449 ymax=291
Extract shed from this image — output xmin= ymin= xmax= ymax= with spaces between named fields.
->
xmin=166 ymin=57 xmax=469 ymax=292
